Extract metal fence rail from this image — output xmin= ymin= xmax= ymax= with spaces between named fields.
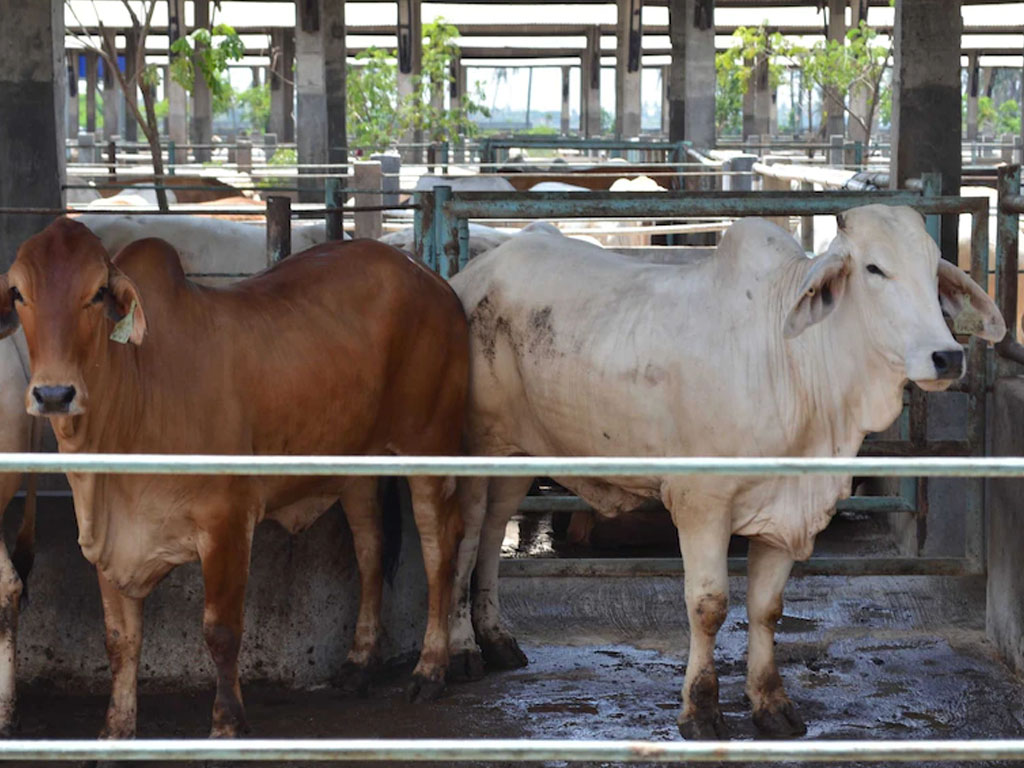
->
xmin=3 ymin=737 xmax=1024 ymax=762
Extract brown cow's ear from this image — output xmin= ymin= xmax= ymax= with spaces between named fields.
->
xmin=937 ymin=260 xmax=1006 ymax=343
xmin=107 ymin=272 xmax=147 ymax=345
xmin=0 ymin=274 xmax=20 ymax=340
xmin=784 ymin=243 xmax=851 ymax=339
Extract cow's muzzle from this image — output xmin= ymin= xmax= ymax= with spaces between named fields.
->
xmin=32 ymin=385 xmax=77 ymax=414
xmin=931 ymin=349 xmax=964 ymax=380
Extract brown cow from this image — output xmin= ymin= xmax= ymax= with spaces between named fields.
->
xmin=0 ymin=218 xmax=467 ymax=738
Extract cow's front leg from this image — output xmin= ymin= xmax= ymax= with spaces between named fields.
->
xmin=472 ymin=476 xmax=532 ymax=671
xmin=198 ymin=519 xmax=253 ymax=738
xmin=0 ymin=478 xmax=23 ymax=737
xmin=746 ymin=539 xmax=805 ymax=737
xmin=448 ymin=476 xmax=487 ymax=682
xmin=335 ymin=478 xmax=384 ymax=696
xmin=672 ymin=502 xmax=731 ymax=740
xmin=97 ymin=571 xmax=143 ymax=740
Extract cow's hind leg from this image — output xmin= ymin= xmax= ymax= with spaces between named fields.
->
xmin=746 ymin=539 xmax=805 ymax=737
xmin=448 ymin=476 xmax=487 ymax=682
xmin=198 ymin=517 xmax=253 ymax=738
xmin=672 ymin=500 xmax=731 ymax=740
xmin=334 ymin=478 xmax=384 ymax=696
xmin=472 ymin=476 xmax=532 ymax=670
xmin=97 ymin=572 xmax=144 ymax=740
xmin=405 ymin=474 xmax=462 ymax=702
xmin=0 ymin=473 xmax=23 ymax=736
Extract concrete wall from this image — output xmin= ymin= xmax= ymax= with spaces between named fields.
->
xmin=987 ymin=377 xmax=1024 ymax=675
xmin=8 ymin=491 xmax=428 ymax=692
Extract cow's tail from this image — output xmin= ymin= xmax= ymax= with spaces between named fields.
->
xmin=377 ymin=477 xmax=407 ymax=586
xmin=12 ymin=473 xmax=36 ymax=608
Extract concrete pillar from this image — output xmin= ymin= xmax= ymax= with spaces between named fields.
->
xmin=668 ymin=0 xmax=715 ymax=148
xmin=660 ymin=65 xmax=669 ymax=136
xmin=615 ymin=0 xmax=642 ymax=139
xmin=0 ymin=0 xmax=65 ymax=268
xmin=166 ymin=0 xmax=187 ymax=145
xmin=581 ymin=28 xmax=602 ymax=137
xmin=122 ymin=27 xmax=139 ymax=143
xmin=190 ymin=0 xmax=212 ymax=161
xmin=84 ymin=51 xmax=98 ymax=133
xmin=449 ymin=52 xmax=462 ymax=114
xmin=102 ymin=55 xmax=120 ymax=141
xmin=560 ymin=66 xmax=571 ymax=135
xmin=66 ymin=51 xmax=80 ymax=140
xmin=396 ymin=0 xmax=422 ymax=158
xmin=744 ymin=54 xmax=770 ymax=140
xmin=847 ymin=0 xmax=870 ymax=145
xmin=966 ymin=52 xmax=980 ymax=142
xmin=270 ymin=29 xmax=295 ymax=143
xmin=296 ymin=0 xmax=346 ymax=202
xmin=889 ymin=0 xmax=962 ymax=260
xmin=825 ymin=0 xmax=846 ymax=141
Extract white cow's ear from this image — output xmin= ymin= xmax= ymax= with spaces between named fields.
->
xmin=783 ymin=247 xmax=851 ymax=339
xmin=937 ymin=260 xmax=1006 ymax=343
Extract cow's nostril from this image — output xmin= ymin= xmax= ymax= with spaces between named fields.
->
xmin=931 ymin=350 xmax=964 ymax=379
xmin=32 ymin=385 xmax=77 ymax=412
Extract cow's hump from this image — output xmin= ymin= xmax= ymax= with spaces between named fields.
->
xmin=715 ymin=217 xmax=807 ymax=280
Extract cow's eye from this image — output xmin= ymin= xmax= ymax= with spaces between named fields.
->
xmin=9 ymin=287 xmax=22 ymax=304
xmin=866 ymin=264 xmax=887 ymax=278
xmin=91 ymin=286 xmax=107 ymax=304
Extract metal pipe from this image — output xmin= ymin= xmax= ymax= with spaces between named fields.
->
xmin=1 ymin=454 xmax=1024 ymax=477
xmin=3 ymin=737 xmax=1024 ymax=762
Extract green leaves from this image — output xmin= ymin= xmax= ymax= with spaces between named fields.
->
xmin=169 ymin=22 xmax=244 ymax=109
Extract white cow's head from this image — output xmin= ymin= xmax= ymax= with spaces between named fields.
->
xmin=783 ymin=204 xmax=1005 ymax=392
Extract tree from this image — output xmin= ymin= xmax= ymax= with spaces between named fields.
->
xmin=715 ymin=24 xmax=791 ymax=137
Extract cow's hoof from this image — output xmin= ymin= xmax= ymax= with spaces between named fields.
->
xmin=405 ymin=673 xmax=446 ymax=703
xmin=332 ymin=660 xmax=376 ymax=697
xmin=448 ymin=649 xmax=486 ymax=682
xmin=479 ymin=634 xmax=528 ymax=670
xmin=677 ymin=710 xmax=728 ymax=741
xmin=753 ymin=700 xmax=807 ymax=738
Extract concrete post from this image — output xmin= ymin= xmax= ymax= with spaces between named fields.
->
xmin=101 ymin=55 xmax=120 ymax=141
xmin=66 ymin=51 xmax=80 ymax=141
xmin=191 ymin=0 xmax=212 ymax=162
xmin=354 ymin=161 xmax=383 ymax=240
xmin=296 ymin=0 xmax=346 ymax=202
xmin=371 ymin=153 xmax=400 ymax=207
xmin=561 ymin=66 xmax=571 ymax=135
xmin=237 ymin=138 xmax=253 ymax=174
xmin=825 ymin=0 xmax=846 ymax=141
xmin=1001 ymin=133 xmax=1015 ymax=164
xmin=848 ymin=0 xmax=870 ymax=145
xmin=581 ymin=27 xmax=602 ymax=137
xmin=84 ymin=51 xmax=98 ymax=133
xmin=251 ymin=66 xmax=261 ymax=89
xmin=122 ymin=27 xmax=139 ymax=143
xmin=668 ymin=0 xmax=715 ymax=148
xmin=890 ymin=0 xmax=962 ymax=260
xmin=396 ymin=0 xmax=422 ymax=160
xmin=166 ymin=0 xmax=188 ymax=146
xmin=966 ymin=51 xmax=980 ymax=142
xmin=449 ymin=52 xmax=462 ymax=114
xmin=749 ymin=54 xmax=771 ymax=140
xmin=0 ymin=0 xmax=65 ymax=268
xmin=661 ymin=65 xmax=669 ymax=136
xmin=615 ymin=0 xmax=642 ymax=139
xmin=269 ymin=29 xmax=295 ymax=143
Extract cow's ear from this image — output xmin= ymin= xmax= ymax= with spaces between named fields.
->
xmin=937 ymin=260 xmax=1006 ymax=343
xmin=784 ymin=247 xmax=851 ymax=339
xmin=106 ymin=271 xmax=147 ymax=345
xmin=0 ymin=273 xmax=20 ymax=340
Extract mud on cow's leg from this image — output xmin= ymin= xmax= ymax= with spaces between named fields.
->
xmin=198 ymin=517 xmax=253 ymax=739
xmin=334 ymin=479 xmax=385 ymax=697
xmin=472 ymin=476 xmax=532 ymax=672
xmin=447 ymin=476 xmax=487 ymax=683
xmin=746 ymin=539 xmax=805 ymax=738
xmin=97 ymin=572 xmax=144 ymax=740
xmin=672 ymin=499 xmax=731 ymax=741
xmin=405 ymin=475 xmax=463 ymax=702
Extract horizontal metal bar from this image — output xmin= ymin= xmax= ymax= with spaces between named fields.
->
xmin=517 ymin=495 xmax=916 ymax=514
xmin=0 ymin=454 xmax=1021 ymax=477
xmin=501 ymin=556 xmax=971 ymax=578
xmin=1000 ymin=194 xmax=1024 ymax=214
xmin=446 ymin=192 xmax=985 ymax=220
xmin=0 ymin=737 xmax=1021 ymax=762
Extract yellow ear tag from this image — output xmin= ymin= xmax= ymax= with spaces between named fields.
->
xmin=109 ymin=300 xmax=136 ymax=344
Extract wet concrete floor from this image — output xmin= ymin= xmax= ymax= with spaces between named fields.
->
xmin=8 ymin=571 xmax=1024 ymax=768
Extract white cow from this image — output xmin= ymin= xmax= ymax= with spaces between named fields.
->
xmin=414 ymin=175 xmax=516 ymax=193
xmin=382 ymin=223 xmax=512 ymax=259
xmin=447 ymin=206 xmax=1004 ymax=739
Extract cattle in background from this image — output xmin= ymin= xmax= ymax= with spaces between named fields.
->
xmin=447 ymin=207 xmax=1005 ymax=739
xmin=1 ymin=220 xmax=468 ymax=738
xmin=382 ymin=223 xmax=512 ymax=260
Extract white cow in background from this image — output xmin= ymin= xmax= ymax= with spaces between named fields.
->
xmin=381 ymin=223 xmax=512 ymax=259
xmin=447 ymin=206 xmax=1005 ymax=739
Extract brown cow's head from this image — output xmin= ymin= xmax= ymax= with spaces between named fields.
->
xmin=0 ymin=218 xmax=146 ymax=416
